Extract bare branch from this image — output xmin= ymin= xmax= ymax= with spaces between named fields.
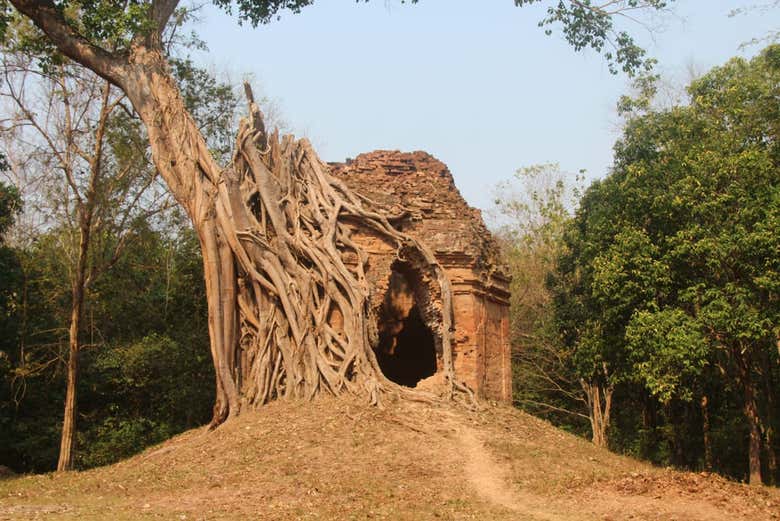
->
xmin=517 ymin=399 xmax=592 ymax=420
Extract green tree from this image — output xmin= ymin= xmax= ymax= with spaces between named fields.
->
xmin=553 ymin=45 xmax=780 ymax=485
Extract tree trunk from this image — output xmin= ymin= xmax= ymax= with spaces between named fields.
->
xmin=639 ymin=392 xmax=659 ymax=459
xmin=761 ymin=349 xmax=777 ymax=485
xmin=581 ymin=378 xmax=613 ymax=448
xmin=117 ymin=47 xmax=464 ymax=425
xmin=767 ymin=427 xmax=778 ymax=487
xmin=744 ymin=385 xmax=763 ymax=486
xmin=736 ymin=346 xmax=763 ymax=486
xmin=56 ymin=81 xmax=110 ymax=471
xmin=57 ymin=228 xmax=88 ymax=471
xmin=57 ymin=297 xmax=80 ymax=471
xmin=701 ymin=393 xmax=713 ymax=472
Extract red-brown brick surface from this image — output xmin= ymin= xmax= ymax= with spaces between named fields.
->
xmin=330 ymin=151 xmax=512 ymax=401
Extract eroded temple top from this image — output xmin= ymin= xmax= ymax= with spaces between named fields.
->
xmin=329 ymin=150 xmax=508 ymax=285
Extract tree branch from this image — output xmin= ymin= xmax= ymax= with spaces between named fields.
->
xmin=153 ymin=0 xmax=181 ymax=36
xmin=517 ymin=398 xmax=591 ymax=420
xmin=8 ymin=0 xmax=127 ymax=87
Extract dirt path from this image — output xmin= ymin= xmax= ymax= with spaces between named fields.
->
xmin=457 ymin=426 xmax=519 ymax=510
xmin=451 ymin=413 xmax=777 ymax=521
xmin=454 ymin=423 xmax=572 ymax=521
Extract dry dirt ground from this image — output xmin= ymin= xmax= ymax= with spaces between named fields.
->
xmin=1 ymin=396 xmax=778 ymax=520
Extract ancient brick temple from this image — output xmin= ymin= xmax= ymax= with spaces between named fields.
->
xmin=330 ymin=151 xmax=511 ymax=401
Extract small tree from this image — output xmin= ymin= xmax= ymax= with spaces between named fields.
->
xmin=0 ymin=43 xmax=172 ymax=468
xmin=491 ymin=164 xmax=591 ymax=437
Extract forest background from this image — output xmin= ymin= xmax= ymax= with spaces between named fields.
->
xmin=0 ymin=0 xmax=778 ymax=486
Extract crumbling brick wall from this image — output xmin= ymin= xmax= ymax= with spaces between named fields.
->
xmin=330 ymin=151 xmax=512 ymax=401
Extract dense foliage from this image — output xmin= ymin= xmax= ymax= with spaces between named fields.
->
xmin=0 ymin=13 xmax=238 ymax=471
xmin=506 ymin=45 xmax=780 ymax=485
xmin=0 ymin=220 xmax=213 ymax=472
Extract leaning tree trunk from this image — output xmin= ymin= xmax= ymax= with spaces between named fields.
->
xmin=57 ymin=276 xmax=82 ymax=472
xmin=58 ymin=207 xmax=91 ymax=471
xmin=122 ymin=48 xmax=466 ymax=426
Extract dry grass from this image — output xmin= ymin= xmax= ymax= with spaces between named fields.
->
xmin=1 ymin=397 xmax=778 ymax=520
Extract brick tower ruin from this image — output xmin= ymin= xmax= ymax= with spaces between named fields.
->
xmin=330 ymin=151 xmax=512 ymax=401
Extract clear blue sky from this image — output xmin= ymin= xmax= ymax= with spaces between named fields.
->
xmin=192 ymin=0 xmax=779 ymax=211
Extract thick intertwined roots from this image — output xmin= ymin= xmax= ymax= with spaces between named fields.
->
xmin=206 ymin=88 xmax=473 ymax=425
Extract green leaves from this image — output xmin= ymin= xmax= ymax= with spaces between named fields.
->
xmin=515 ymin=0 xmax=670 ymax=75
xmin=72 ymin=0 xmax=155 ymax=45
xmin=553 ymin=45 xmax=780 ymax=467
xmin=591 ymin=226 xmax=669 ymax=320
xmin=211 ymin=0 xmax=315 ymax=26
xmin=0 ymin=180 xmax=21 ymax=241
xmin=626 ymin=308 xmax=708 ymax=403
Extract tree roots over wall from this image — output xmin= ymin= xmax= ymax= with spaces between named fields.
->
xmin=204 ymin=86 xmax=473 ymax=426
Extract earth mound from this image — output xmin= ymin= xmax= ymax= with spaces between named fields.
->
xmin=1 ymin=397 xmax=778 ymax=520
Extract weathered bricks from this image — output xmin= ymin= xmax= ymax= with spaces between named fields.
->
xmin=330 ymin=151 xmax=512 ymax=401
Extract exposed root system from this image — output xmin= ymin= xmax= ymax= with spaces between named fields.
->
xmin=203 ymin=85 xmax=473 ymax=425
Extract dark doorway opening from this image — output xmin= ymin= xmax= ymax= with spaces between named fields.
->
xmin=376 ymin=304 xmax=437 ymax=387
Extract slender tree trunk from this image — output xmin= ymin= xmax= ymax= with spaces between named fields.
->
xmin=766 ymin=424 xmax=778 ymax=486
xmin=761 ymin=349 xmax=777 ymax=485
xmin=772 ymin=332 xmax=780 ymax=485
xmin=744 ymin=385 xmax=763 ymax=486
xmin=767 ymin=424 xmax=778 ymax=486
xmin=640 ymin=392 xmax=658 ymax=459
xmin=701 ymin=393 xmax=713 ymax=472
xmin=664 ymin=402 xmax=686 ymax=468
xmin=56 ymin=81 xmax=110 ymax=472
xmin=57 ymin=227 xmax=88 ymax=471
